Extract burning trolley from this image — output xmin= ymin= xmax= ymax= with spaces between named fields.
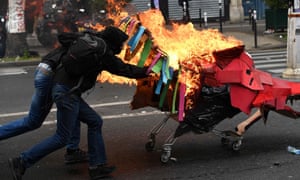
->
xmin=98 ymin=9 xmax=300 ymax=163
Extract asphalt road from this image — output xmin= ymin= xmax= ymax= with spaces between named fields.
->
xmin=1 ymin=66 xmax=300 ymax=180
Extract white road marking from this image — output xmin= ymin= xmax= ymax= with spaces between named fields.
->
xmin=0 ymin=100 xmax=167 ymax=126
xmin=0 ymin=67 xmax=27 ymax=76
xmin=0 ymin=101 xmax=131 ymax=118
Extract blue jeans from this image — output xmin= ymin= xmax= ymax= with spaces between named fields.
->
xmin=21 ymin=83 xmax=107 ymax=168
xmin=0 ymin=63 xmax=80 ymax=150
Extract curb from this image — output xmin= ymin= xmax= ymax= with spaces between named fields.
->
xmin=0 ymin=59 xmax=40 ymax=67
xmin=247 ymin=44 xmax=287 ymax=51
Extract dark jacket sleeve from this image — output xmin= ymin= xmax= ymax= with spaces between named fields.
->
xmin=102 ymin=53 xmax=148 ymax=79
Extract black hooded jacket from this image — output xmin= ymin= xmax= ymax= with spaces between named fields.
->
xmin=53 ymin=26 xmax=148 ymax=94
xmin=54 ymin=49 xmax=148 ymax=93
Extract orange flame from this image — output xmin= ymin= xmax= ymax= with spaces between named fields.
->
xmin=91 ymin=1 xmax=244 ymax=110
xmin=95 ymin=7 xmax=243 ymax=88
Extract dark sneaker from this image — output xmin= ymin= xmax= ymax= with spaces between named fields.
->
xmin=64 ymin=148 xmax=89 ymax=164
xmin=8 ymin=157 xmax=26 ymax=180
xmin=89 ymin=165 xmax=116 ymax=180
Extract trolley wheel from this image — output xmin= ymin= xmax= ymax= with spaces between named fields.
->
xmin=145 ymin=140 xmax=155 ymax=152
xmin=221 ymin=137 xmax=230 ymax=146
xmin=231 ymin=140 xmax=242 ymax=151
xmin=160 ymin=151 xmax=171 ymax=163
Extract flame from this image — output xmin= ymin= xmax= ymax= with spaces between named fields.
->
xmin=106 ymin=0 xmax=127 ymax=20
xmin=137 ymin=10 xmax=243 ymax=71
xmin=96 ymin=8 xmax=243 ymax=85
xmin=92 ymin=1 xmax=244 ymax=110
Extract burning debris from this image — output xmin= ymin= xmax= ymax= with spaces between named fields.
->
xmin=95 ymin=8 xmax=243 ymax=120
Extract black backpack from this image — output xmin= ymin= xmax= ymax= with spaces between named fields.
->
xmin=58 ymin=32 xmax=107 ymax=77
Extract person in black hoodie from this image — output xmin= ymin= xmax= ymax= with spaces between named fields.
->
xmin=8 ymin=26 xmax=149 ymax=180
xmin=0 ymin=46 xmax=88 ymax=165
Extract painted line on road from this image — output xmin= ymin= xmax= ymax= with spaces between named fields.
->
xmin=0 ymin=67 xmax=27 ymax=76
xmin=0 ymin=100 xmax=132 ymax=118
xmin=0 ymin=100 xmax=167 ymax=126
